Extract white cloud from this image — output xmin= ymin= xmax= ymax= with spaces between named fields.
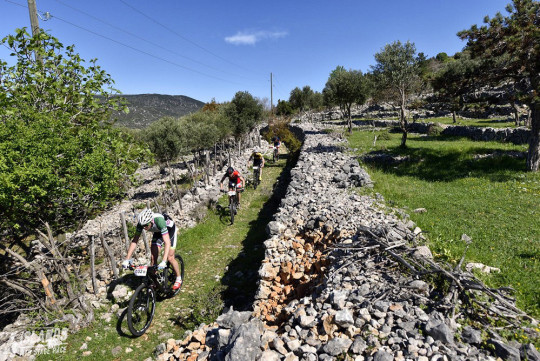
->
xmin=225 ymin=30 xmax=288 ymax=45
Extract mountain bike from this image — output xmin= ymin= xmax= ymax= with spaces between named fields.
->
xmin=222 ymin=185 xmax=243 ymax=224
xmin=252 ymin=166 xmax=261 ymax=190
xmin=272 ymin=145 xmax=279 ymax=163
xmin=126 ymin=255 xmax=184 ymax=336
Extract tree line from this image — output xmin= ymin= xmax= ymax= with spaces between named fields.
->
xmin=275 ymin=0 xmax=539 ymax=171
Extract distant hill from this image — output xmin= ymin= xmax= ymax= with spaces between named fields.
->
xmin=110 ymin=94 xmax=205 ymax=129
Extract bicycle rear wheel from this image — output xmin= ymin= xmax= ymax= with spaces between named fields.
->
xmin=164 ymin=254 xmax=185 ymax=297
xmin=127 ymin=283 xmax=156 ymax=337
xmin=229 ymin=200 xmax=236 ymax=224
xmin=253 ymin=169 xmax=259 ymax=189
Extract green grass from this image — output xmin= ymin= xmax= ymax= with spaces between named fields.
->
xmin=36 ymin=153 xmax=291 ymax=361
xmin=347 ymin=130 xmax=540 ymax=318
xmin=424 ymin=116 xmax=515 ymax=128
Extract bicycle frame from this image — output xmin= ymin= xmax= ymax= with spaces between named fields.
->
xmin=132 ymin=265 xmax=167 ymax=294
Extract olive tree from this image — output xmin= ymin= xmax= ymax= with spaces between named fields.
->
xmin=431 ymin=53 xmax=480 ymax=123
xmin=371 ymin=41 xmax=422 ymax=147
xmin=323 ymin=66 xmax=370 ymax=133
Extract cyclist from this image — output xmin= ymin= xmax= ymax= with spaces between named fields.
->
xmin=122 ymin=208 xmax=182 ymax=290
xmin=220 ymin=167 xmax=245 ymax=208
xmin=271 ymin=135 xmax=281 ymax=159
xmin=271 ymin=135 xmax=281 ymax=149
xmin=247 ymin=149 xmax=265 ymax=181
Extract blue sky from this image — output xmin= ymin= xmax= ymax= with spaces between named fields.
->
xmin=1 ymin=0 xmax=511 ymax=104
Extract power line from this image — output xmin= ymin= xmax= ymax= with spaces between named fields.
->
xmin=4 ymin=0 xmax=242 ymax=85
xmin=53 ymin=0 xmax=247 ymax=80
xmin=118 ymin=0 xmax=256 ymax=75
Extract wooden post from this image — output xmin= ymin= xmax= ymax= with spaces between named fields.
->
xmin=120 ymin=212 xmax=130 ymax=253
xmin=100 ymin=234 xmax=118 ymax=279
xmin=212 ymin=143 xmax=216 ymax=176
xmin=167 ymin=160 xmax=183 ymax=210
xmin=89 ymin=236 xmax=97 ymax=294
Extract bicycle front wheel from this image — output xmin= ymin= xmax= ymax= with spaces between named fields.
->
xmin=229 ymin=201 xmax=236 ymax=224
xmin=127 ymin=283 xmax=156 ymax=337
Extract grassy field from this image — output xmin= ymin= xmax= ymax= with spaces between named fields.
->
xmin=424 ymin=116 xmax=515 ymax=128
xmin=341 ymin=115 xmax=517 ymax=128
xmin=36 ymin=153 xmax=290 ymax=361
xmin=347 ymin=129 xmax=540 ymax=318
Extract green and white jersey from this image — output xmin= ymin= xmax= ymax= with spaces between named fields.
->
xmin=135 ymin=213 xmax=173 ymax=237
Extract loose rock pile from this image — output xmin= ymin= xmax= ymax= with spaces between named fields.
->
xmin=156 ymin=123 xmax=538 ymax=361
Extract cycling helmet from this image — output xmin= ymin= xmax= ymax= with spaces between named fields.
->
xmin=138 ymin=208 xmax=153 ymax=225
xmin=226 ymin=167 xmax=234 ymax=175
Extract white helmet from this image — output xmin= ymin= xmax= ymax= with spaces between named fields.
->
xmin=138 ymin=208 xmax=153 ymax=225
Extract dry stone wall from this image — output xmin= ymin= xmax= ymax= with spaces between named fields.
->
xmin=155 ymin=123 xmax=539 ymax=361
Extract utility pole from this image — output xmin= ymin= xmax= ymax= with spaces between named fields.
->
xmin=27 ymin=0 xmax=40 ymax=37
xmin=270 ymin=72 xmax=273 ymax=115
xmin=27 ymin=0 xmax=42 ymax=62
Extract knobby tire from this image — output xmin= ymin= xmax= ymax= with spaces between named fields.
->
xmin=127 ymin=283 xmax=156 ymax=337
xmin=229 ymin=198 xmax=236 ymax=224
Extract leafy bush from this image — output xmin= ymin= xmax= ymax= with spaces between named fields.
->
xmin=264 ymin=119 xmax=302 ymax=154
xmin=427 ymin=124 xmax=444 ymax=136
xmin=0 ymin=29 xmax=149 ymax=240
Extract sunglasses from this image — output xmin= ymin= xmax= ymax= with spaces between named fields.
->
xmin=143 ymin=222 xmax=152 ymax=228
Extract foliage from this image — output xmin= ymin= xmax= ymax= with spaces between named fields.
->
xmin=275 ymin=99 xmax=294 ymax=116
xmin=371 ymin=40 xmax=422 ymax=147
xmin=0 ymin=29 xmax=148 ymax=240
xmin=458 ymin=0 xmax=540 ymax=171
xmin=224 ymin=91 xmax=263 ymax=138
xmin=202 ymin=98 xmax=221 ymax=112
xmin=264 ymin=119 xmax=302 ymax=154
xmin=431 ymin=53 xmax=480 ymax=122
xmin=289 ymin=86 xmax=323 ymax=113
xmin=0 ymin=28 xmax=125 ymax=124
xmin=145 ymin=109 xmax=231 ymax=161
xmin=0 ymin=110 xmax=148 ymax=239
xmin=182 ymin=284 xmax=225 ymax=329
xmin=144 ymin=116 xmax=188 ymax=161
xmin=323 ymin=66 xmax=370 ymax=132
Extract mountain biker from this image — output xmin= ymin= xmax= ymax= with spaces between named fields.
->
xmin=271 ymin=135 xmax=281 ymax=158
xmin=220 ymin=167 xmax=245 ymax=208
xmin=122 ymin=208 xmax=182 ymax=290
xmin=247 ymin=149 xmax=265 ymax=181
xmin=271 ymin=135 xmax=281 ymax=149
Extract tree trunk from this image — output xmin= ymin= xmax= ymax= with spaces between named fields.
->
xmin=120 ymin=212 xmax=130 ymax=254
xmin=526 ymin=103 xmax=540 ymax=171
xmin=512 ymin=101 xmax=520 ymax=126
xmin=347 ymin=104 xmax=352 ymax=134
xmin=400 ymin=102 xmax=408 ymax=148
xmin=452 ymin=110 xmax=457 ymax=123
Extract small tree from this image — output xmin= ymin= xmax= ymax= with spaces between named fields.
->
xmin=323 ymin=66 xmax=370 ymax=133
xmin=275 ymin=99 xmax=294 ymax=116
xmin=225 ymin=91 xmax=263 ymax=139
xmin=371 ymin=40 xmax=422 ymax=147
xmin=431 ymin=54 xmax=480 ymax=123
xmin=0 ymin=28 xmax=125 ymax=124
xmin=458 ymin=0 xmax=540 ymax=171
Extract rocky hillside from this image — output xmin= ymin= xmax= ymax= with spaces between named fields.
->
xmin=110 ymin=94 xmax=205 ymax=129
